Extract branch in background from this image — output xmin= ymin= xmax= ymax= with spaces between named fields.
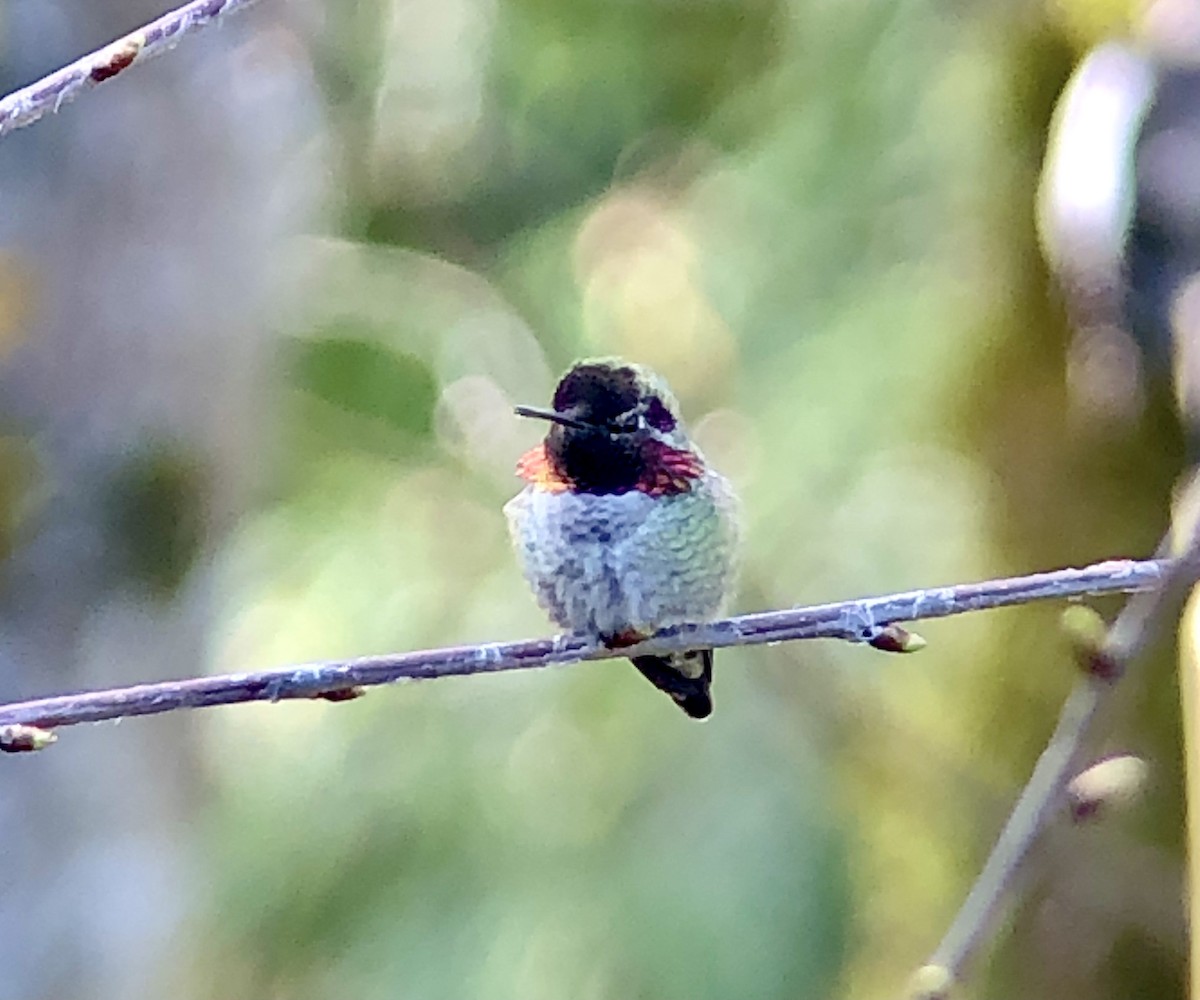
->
xmin=0 ymin=557 xmax=1167 ymax=736
xmin=0 ymin=0 xmax=264 ymax=140
xmin=912 ymin=526 xmax=1200 ymax=998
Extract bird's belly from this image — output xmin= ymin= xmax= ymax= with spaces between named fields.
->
xmin=505 ymin=488 xmax=729 ymax=638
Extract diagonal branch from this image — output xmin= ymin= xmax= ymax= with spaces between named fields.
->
xmin=0 ymin=557 xmax=1167 ymax=733
xmin=912 ymin=527 xmax=1200 ymax=998
xmin=0 ymin=0 xmax=264 ymax=140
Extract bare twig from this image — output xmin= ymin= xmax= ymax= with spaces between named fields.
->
xmin=913 ymin=532 xmax=1200 ymax=997
xmin=0 ymin=0 xmax=264 ymax=140
xmin=0 ymin=557 xmax=1167 ymax=733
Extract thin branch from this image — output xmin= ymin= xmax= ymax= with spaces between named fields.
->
xmin=914 ymin=531 xmax=1200 ymax=997
xmin=0 ymin=557 xmax=1167 ymax=732
xmin=0 ymin=0 xmax=264 ymax=140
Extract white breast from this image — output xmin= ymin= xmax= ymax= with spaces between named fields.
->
xmin=504 ymin=475 xmax=738 ymax=639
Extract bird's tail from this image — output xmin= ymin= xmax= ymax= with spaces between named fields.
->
xmin=630 ymin=649 xmax=713 ymax=719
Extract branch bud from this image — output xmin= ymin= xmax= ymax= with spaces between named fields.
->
xmin=868 ymin=624 xmax=927 ymax=653
xmin=1060 ymin=605 xmax=1118 ymax=679
xmin=0 ymin=723 xmax=58 ymax=753
xmin=1067 ymin=754 xmax=1148 ymax=821
xmin=908 ymin=963 xmax=954 ymax=1000
xmin=313 ymin=686 xmax=366 ymax=703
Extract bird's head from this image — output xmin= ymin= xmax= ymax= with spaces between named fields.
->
xmin=515 ymin=359 xmax=698 ymax=494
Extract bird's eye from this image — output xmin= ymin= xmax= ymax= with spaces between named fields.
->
xmin=645 ymin=396 xmax=676 ymax=432
xmin=610 ymin=411 xmax=639 ymax=433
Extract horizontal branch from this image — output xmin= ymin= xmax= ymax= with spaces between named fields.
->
xmin=0 ymin=0 xmax=264 ymax=140
xmin=0 ymin=557 xmax=1167 ymax=733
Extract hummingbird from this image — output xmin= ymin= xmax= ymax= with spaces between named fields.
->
xmin=505 ymin=359 xmax=740 ymax=718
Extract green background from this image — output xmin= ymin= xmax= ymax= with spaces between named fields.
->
xmin=156 ymin=0 xmax=1182 ymax=997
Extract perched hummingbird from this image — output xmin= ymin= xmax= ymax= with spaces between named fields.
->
xmin=505 ymin=359 xmax=740 ymax=718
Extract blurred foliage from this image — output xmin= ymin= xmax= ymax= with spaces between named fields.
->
xmin=0 ymin=434 xmax=41 ymax=564
xmin=288 ymin=331 xmax=437 ymax=462
xmin=194 ymin=1 xmax=1188 ymax=999
xmin=104 ymin=444 xmax=208 ymax=597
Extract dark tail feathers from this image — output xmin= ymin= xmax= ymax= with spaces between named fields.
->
xmin=630 ymin=649 xmax=713 ymax=719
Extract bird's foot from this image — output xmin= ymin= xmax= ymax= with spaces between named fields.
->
xmin=601 ymin=629 xmax=651 ymax=650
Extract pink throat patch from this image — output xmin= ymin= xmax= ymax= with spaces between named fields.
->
xmin=515 ymin=442 xmax=703 ymax=496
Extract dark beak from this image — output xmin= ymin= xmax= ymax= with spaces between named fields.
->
xmin=513 ymin=405 xmax=592 ymax=432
